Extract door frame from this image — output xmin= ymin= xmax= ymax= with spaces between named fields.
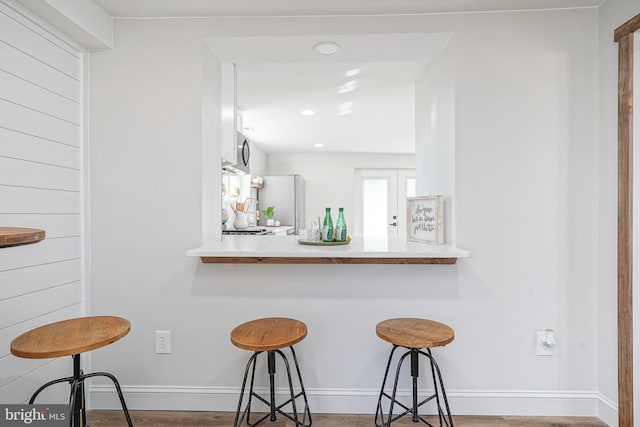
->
xmin=615 ymin=13 xmax=640 ymax=427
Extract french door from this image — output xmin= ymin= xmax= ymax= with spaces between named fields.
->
xmin=354 ymin=169 xmax=416 ymax=237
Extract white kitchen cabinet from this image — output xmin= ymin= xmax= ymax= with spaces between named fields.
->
xmin=221 ymin=62 xmax=237 ymax=163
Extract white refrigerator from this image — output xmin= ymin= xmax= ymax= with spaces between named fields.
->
xmin=257 ymin=175 xmax=305 ymax=233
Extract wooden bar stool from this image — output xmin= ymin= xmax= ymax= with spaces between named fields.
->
xmin=374 ymin=318 xmax=455 ymax=427
xmin=231 ymin=317 xmax=311 ymax=427
xmin=10 ymin=316 xmax=134 ymax=427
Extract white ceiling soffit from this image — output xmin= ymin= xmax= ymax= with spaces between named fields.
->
xmin=207 ymin=33 xmax=451 ymax=154
xmin=95 ymin=0 xmax=600 ymax=18
xmin=205 ymin=33 xmax=453 ymax=64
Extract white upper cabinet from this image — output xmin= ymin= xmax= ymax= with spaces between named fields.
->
xmin=221 ymin=62 xmax=237 ymax=163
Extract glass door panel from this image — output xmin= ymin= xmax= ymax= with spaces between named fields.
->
xmin=355 ymin=169 xmax=414 ymax=237
xmin=362 ymin=178 xmax=390 ymax=236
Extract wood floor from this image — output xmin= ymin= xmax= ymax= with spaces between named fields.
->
xmin=87 ymin=410 xmax=608 ymax=426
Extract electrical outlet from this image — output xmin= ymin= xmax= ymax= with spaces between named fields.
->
xmin=155 ymin=330 xmax=171 ymax=354
xmin=536 ymin=329 xmax=555 ymax=356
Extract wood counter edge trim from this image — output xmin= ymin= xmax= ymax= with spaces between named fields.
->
xmin=0 ymin=227 xmax=45 ymax=248
xmin=200 ymin=256 xmax=457 ymax=264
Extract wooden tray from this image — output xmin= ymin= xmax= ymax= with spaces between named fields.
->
xmin=297 ymin=238 xmax=351 ymax=246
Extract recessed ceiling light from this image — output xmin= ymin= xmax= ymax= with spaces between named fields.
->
xmin=314 ymin=143 xmax=324 ymax=148
xmin=338 ymin=102 xmax=354 ymax=116
xmin=301 ymin=109 xmax=315 ymax=116
xmin=337 ymin=80 xmax=357 ymax=94
xmin=345 ymin=68 xmax=360 ymax=78
xmin=314 ymin=42 xmax=341 ymax=56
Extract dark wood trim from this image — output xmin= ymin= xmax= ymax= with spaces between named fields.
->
xmin=0 ymin=227 xmax=45 ymax=248
xmin=616 ymin=18 xmax=636 ymax=427
xmin=615 ymin=14 xmax=640 ymax=42
xmin=200 ymin=256 xmax=457 ymax=264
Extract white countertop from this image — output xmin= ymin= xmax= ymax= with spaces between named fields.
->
xmin=187 ymin=235 xmax=468 ymax=262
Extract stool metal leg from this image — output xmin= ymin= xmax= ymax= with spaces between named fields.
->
xmin=28 ymin=377 xmax=74 ymax=404
xmin=68 ymin=378 xmax=79 ymax=427
xmin=375 ymin=346 xmax=454 ymax=427
xmin=375 ymin=345 xmax=399 ymax=427
xmin=411 ymin=349 xmax=419 ymax=423
xmin=233 ymin=351 xmax=260 ymax=427
xmin=421 ymin=349 xmax=454 ymax=427
xmin=387 ymin=350 xmax=412 ymax=424
xmin=289 ymin=346 xmax=312 ymax=426
xmin=82 ymin=372 xmax=134 ymax=427
xmin=233 ymin=347 xmax=311 ymax=427
xmin=27 ymin=354 xmax=134 ymax=427
xmin=73 ymin=355 xmax=82 ymax=427
xmin=268 ymin=351 xmax=277 ymax=422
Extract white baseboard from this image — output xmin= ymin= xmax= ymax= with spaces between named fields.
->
xmin=596 ymin=392 xmax=618 ymax=427
xmin=90 ymin=385 xmax=609 ymax=419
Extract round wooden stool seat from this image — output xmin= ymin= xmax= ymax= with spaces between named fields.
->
xmin=10 ymin=316 xmax=131 ymax=359
xmin=376 ymin=318 xmax=454 ymax=349
xmin=231 ymin=317 xmax=307 ymax=352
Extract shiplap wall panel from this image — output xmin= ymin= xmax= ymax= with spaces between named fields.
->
xmin=0 ymin=237 xmax=81 ymax=271
xmin=0 ymin=186 xmax=80 ymax=214
xmin=0 ymin=357 xmax=70 ymax=404
xmin=0 ymin=69 xmax=79 ymax=124
xmin=0 ymin=281 xmax=82 ymax=329
xmin=0 ymin=128 xmax=80 ymax=169
xmin=0 ymin=259 xmax=82 ymax=300
xmin=0 ymin=157 xmax=80 ymax=191
xmin=0 ymin=214 xmax=80 ymax=238
xmin=0 ymin=42 xmax=79 ymax=101
xmin=0 ymin=99 xmax=79 ymax=146
xmin=0 ymin=9 xmax=79 ymax=79
xmin=0 ymin=304 xmax=81 ymax=358
xmin=0 ymin=0 xmax=84 ymax=405
xmin=0 ymin=356 xmax=54 ymax=388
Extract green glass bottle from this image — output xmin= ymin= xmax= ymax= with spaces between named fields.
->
xmin=335 ymin=208 xmax=347 ymax=242
xmin=322 ymin=208 xmax=334 ymax=242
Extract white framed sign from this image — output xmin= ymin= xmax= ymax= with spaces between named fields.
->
xmin=407 ymin=195 xmax=444 ymax=244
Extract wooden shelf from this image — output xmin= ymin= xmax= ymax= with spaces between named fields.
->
xmin=0 ymin=227 xmax=45 ymax=248
xmin=200 ymin=256 xmax=457 ymax=264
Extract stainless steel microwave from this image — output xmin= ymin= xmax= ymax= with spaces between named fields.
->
xmin=223 ymin=131 xmax=250 ymax=175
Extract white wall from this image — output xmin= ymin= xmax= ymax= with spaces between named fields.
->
xmin=201 ymin=42 xmax=221 ymax=244
xmin=415 ymin=39 xmax=456 ymax=245
xmin=266 ymin=152 xmax=414 ymax=233
xmin=87 ymin=9 xmax=602 ymax=416
xmin=0 ymin=0 xmax=84 ymax=404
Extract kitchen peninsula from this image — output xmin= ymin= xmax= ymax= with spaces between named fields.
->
xmin=188 ymin=235 xmax=468 ymax=264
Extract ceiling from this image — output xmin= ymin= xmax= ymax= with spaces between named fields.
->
xmin=95 ymin=0 xmax=601 ymax=18
xmin=95 ymin=0 xmax=601 ymax=154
